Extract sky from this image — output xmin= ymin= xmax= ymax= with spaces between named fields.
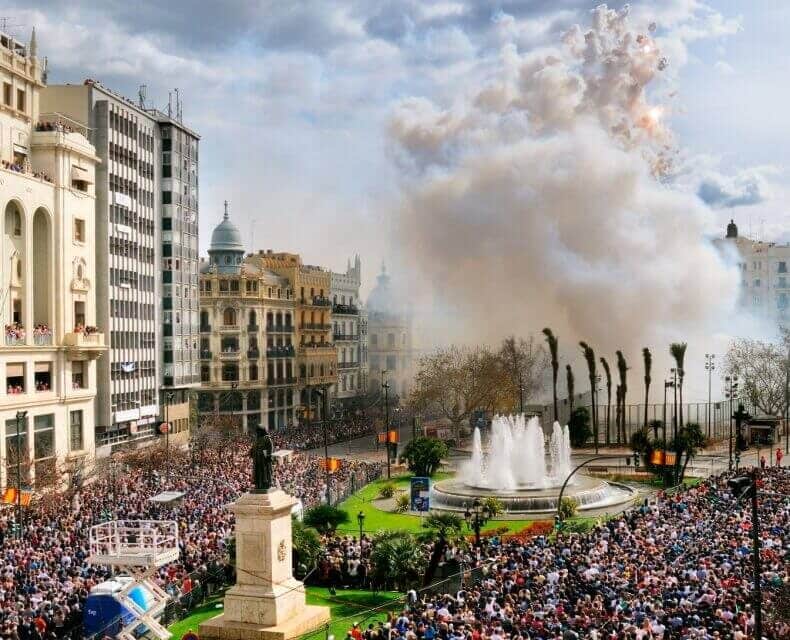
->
xmin=12 ymin=0 xmax=786 ymax=296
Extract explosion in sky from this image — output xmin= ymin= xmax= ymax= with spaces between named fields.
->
xmin=390 ymin=4 xmax=743 ymax=392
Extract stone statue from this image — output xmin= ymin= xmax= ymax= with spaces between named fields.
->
xmin=251 ymin=427 xmax=274 ymax=493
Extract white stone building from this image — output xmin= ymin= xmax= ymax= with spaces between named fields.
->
xmin=0 ymin=30 xmax=104 ymax=487
xmin=330 ymin=256 xmax=368 ymax=407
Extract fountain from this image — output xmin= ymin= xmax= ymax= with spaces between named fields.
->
xmin=431 ymin=415 xmax=636 ymax=515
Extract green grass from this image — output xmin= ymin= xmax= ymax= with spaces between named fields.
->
xmin=336 ymin=474 xmax=536 ymax=536
xmin=168 ymin=588 xmax=400 ymax=640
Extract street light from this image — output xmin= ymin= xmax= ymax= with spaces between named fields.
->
xmin=705 ymin=354 xmax=715 ymax=438
xmin=727 ymin=472 xmax=763 ymax=640
xmin=356 ymin=510 xmax=365 ymax=540
xmin=725 ymin=375 xmax=739 ymax=470
xmin=464 ymin=498 xmax=491 ymax=547
xmin=594 ymin=373 xmax=602 ymax=454
xmin=670 ymin=367 xmax=678 ymax=440
xmin=14 ymin=410 xmax=26 ymax=539
xmin=165 ymin=391 xmax=174 ymax=482
xmin=381 ymin=370 xmax=391 ymax=479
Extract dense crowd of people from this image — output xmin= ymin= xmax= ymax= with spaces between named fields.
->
xmin=0 ymin=436 xmax=380 ymax=640
xmin=270 ymin=415 xmax=376 ymax=451
xmin=363 ymin=468 xmax=788 ymax=640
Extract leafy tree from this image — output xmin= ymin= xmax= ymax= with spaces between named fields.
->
xmin=616 ymin=351 xmax=628 ymax=444
xmin=558 ymin=496 xmax=578 ymax=520
xmin=482 ymin=496 xmax=504 ymax=517
xmin=670 ymin=342 xmax=688 ymax=426
xmin=418 ymin=513 xmax=466 ymax=587
xmin=642 ymin=347 xmax=652 ymax=432
xmin=600 ymin=357 xmax=612 ymax=445
xmin=566 ymin=364 xmax=575 ymax=414
xmin=409 ymin=346 xmax=506 ymax=443
xmin=499 ymin=335 xmax=549 ymax=413
xmin=370 ymin=531 xmax=426 ymax=590
xmin=568 ymin=406 xmax=591 ymax=447
xmin=542 ymin=328 xmax=560 ymax=421
xmin=725 ymin=336 xmax=789 ymax=415
xmin=401 ymin=437 xmax=448 ymax=477
xmin=579 ymin=342 xmax=598 ymax=448
xmin=292 ymin=517 xmax=321 ymax=577
xmin=303 ymin=505 xmax=349 ymax=534
xmin=671 ymin=422 xmax=705 ymax=484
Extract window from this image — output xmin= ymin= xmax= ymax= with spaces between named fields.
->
xmin=386 ymin=355 xmax=397 ymax=370
xmin=754 ymin=279 xmax=761 ymax=288
xmin=5 ymin=416 xmax=28 ymax=485
xmin=33 ymin=414 xmax=55 ymax=461
xmin=72 ymin=361 xmax=85 ymax=389
xmin=223 ymin=308 xmax=237 ymax=326
xmin=2 ymin=83 xmax=10 ymax=106
xmin=249 ymin=364 xmax=259 ymax=381
xmin=16 ymin=89 xmax=24 ymax=112
xmin=371 ymin=334 xmax=378 ymax=347
xmin=69 ymin=411 xmax=84 ymax=451
xmin=222 ymin=364 xmax=239 ymax=381
xmin=779 ymin=262 xmax=788 ymax=273
xmin=34 ymin=362 xmax=52 ymax=392
xmin=73 ymin=219 xmax=85 ymax=243
xmin=388 ymin=333 xmax=395 ymax=347
xmin=6 ymin=362 xmax=25 ymax=394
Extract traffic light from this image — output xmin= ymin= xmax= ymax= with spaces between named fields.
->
xmin=625 ymin=452 xmax=640 ymax=468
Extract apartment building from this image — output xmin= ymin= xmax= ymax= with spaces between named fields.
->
xmin=330 ymin=256 xmax=368 ymax=407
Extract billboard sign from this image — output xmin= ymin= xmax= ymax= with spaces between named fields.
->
xmin=410 ymin=477 xmax=431 ymax=512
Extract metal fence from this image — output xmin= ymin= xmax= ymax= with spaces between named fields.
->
xmin=539 ymin=400 xmax=762 ymax=443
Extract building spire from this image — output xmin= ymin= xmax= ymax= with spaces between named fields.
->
xmin=29 ymin=27 xmax=37 ymax=58
xmin=223 ymin=200 xmax=229 ymax=221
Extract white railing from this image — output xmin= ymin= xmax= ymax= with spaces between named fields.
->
xmin=89 ymin=520 xmax=179 ymax=568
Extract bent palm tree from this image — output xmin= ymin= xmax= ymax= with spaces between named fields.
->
xmin=616 ymin=351 xmax=628 ymax=444
xmin=670 ymin=342 xmax=688 ymax=426
xmin=566 ymin=364 xmax=575 ymax=416
xmin=542 ymin=328 xmax=559 ymax=421
xmin=600 ymin=357 xmax=612 ymax=445
xmin=418 ymin=513 xmax=466 ymax=587
xmin=642 ymin=347 xmax=652 ymax=433
xmin=579 ymin=342 xmax=598 ymax=450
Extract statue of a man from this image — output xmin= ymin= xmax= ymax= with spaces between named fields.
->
xmin=251 ymin=427 xmax=274 ymax=493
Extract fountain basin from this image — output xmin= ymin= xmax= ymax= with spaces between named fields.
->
xmin=431 ymin=474 xmax=636 ymax=516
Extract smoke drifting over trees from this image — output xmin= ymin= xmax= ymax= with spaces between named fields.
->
xmin=389 ymin=4 xmax=740 ymax=379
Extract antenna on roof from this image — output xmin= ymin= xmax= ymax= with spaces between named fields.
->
xmin=174 ymin=88 xmax=181 ymax=122
xmin=138 ymin=84 xmax=147 ymax=109
xmin=167 ymin=91 xmax=172 ymax=118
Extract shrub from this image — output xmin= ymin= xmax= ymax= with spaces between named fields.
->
xmin=303 ymin=505 xmax=349 ymax=534
xmin=558 ymin=496 xmax=579 ymax=520
xmin=401 ymin=437 xmax=449 ymax=477
xmin=482 ymin=496 xmax=504 ymax=518
xmin=394 ymin=494 xmax=410 ymax=513
xmin=378 ymin=482 xmax=396 ymax=499
xmin=568 ymin=407 xmax=592 ymax=447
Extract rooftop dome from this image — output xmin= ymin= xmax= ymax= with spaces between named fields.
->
xmin=210 ymin=201 xmax=244 ymax=252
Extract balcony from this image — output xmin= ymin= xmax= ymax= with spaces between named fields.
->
xmin=247 ymin=324 xmax=259 ymax=333
xmin=63 ymin=331 xmax=106 ymax=360
xmin=247 ymin=348 xmax=260 ymax=359
xmin=299 ymin=343 xmax=335 ymax=354
xmin=301 ymin=323 xmax=332 ymax=331
xmin=333 ymin=333 xmax=360 ymax=342
xmin=301 ymin=296 xmax=332 ymax=307
xmin=267 ymin=377 xmax=297 ymax=386
xmin=200 ymin=350 xmax=212 ymax=360
xmin=332 ymin=304 xmax=359 ymax=315
xmin=266 ymin=345 xmax=295 ymax=358
xmin=217 ymin=324 xmax=240 ymax=333
xmin=338 ymin=361 xmax=359 ymax=370
xmin=267 ymin=325 xmax=294 ymax=334
xmin=219 ymin=349 xmax=240 ymax=360
xmin=200 ymin=324 xmax=212 ymax=333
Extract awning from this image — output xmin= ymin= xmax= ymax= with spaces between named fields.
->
xmin=34 ymin=362 xmax=51 ymax=373
xmin=71 ymin=165 xmax=93 ymax=184
xmin=6 ymin=364 xmax=24 ymax=377
xmin=12 ymin=143 xmax=27 ymax=155
xmin=148 ymin=491 xmax=185 ymax=504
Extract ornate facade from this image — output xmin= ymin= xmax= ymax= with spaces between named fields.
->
xmin=330 ymin=256 xmax=368 ymax=406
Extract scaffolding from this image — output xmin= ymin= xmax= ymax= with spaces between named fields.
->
xmin=88 ymin=520 xmax=179 ymax=640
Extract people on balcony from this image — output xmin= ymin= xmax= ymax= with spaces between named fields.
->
xmin=5 ymin=323 xmax=25 ymax=343
xmin=35 ymin=380 xmax=50 ymax=391
xmin=1 ymin=159 xmax=53 ymax=183
xmin=7 ymin=385 xmax=23 ymax=394
xmin=73 ymin=323 xmax=99 ymax=336
xmin=35 ymin=120 xmax=75 ymax=134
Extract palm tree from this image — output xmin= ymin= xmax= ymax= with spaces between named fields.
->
xmin=542 ymin=328 xmax=559 ymax=421
xmin=600 ymin=357 xmax=612 ymax=445
xmin=566 ymin=364 xmax=575 ymax=416
xmin=669 ymin=342 xmax=688 ymax=427
xmin=616 ymin=351 xmax=628 ymax=444
xmin=579 ymin=342 xmax=598 ymax=451
xmin=418 ymin=513 xmax=466 ymax=587
xmin=642 ymin=347 xmax=652 ymax=433
xmin=370 ymin=531 xmax=426 ymax=591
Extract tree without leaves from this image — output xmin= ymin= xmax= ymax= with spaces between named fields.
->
xmin=565 ymin=364 xmax=575 ymax=415
xmin=499 ymin=335 xmax=549 ymax=413
xmin=542 ymin=328 xmax=560 ymax=421
xmin=579 ymin=342 xmax=598 ymax=448
xmin=409 ymin=345 xmax=506 ymax=443
xmin=725 ymin=337 xmax=788 ymax=415
xmin=600 ymin=357 xmax=612 ymax=445
xmin=670 ymin=342 xmax=688 ymax=426
xmin=616 ymin=351 xmax=628 ymax=444
xmin=642 ymin=347 xmax=652 ymax=432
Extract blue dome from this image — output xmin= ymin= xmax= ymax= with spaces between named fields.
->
xmin=210 ymin=210 xmax=244 ymax=252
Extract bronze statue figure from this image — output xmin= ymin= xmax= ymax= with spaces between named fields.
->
xmin=251 ymin=427 xmax=274 ymax=493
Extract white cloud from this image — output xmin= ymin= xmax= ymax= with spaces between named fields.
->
xmin=714 ymin=60 xmax=735 ymax=75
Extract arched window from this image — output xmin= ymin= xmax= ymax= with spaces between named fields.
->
xmin=249 ymin=310 xmax=257 ymax=327
xmin=223 ymin=307 xmax=237 ymax=326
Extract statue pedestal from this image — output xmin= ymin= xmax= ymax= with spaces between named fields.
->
xmin=200 ymin=490 xmax=330 ymax=640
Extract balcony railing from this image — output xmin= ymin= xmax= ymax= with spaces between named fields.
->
xmin=338 ymin=361 xmax=359 ymax=370
xmin=266 ymin=345 xmax=295 ymax=358
xmin=332 ymin=304 xmax=359 ymax=315
xmin=333 ymin=333 xmax=360 ymax=342
xmin=219 ymin=349 xmax=240 ymax=359
xmin=247 ymin=348 xmax=260 ymax=359
xmin=63 ymin=331 xmax=106 ymax=359
xmin=299 ymin=342 xmax=335 ymax=351
xmin=301 ymin=323 xmax=332 ymax=331
xmin=200 ymin=324 xmax=212 ymax=333
xmin=267 ymin=377 xmax=297 ymax=386
xmin=33 ymin=333 xmax=54 ymax=346
xmin=301 ymin=297 xmax=331 ymax=307
xmin=5 ymin=335 xmax=24 ymax=346
xmin=200 ymin=351 xmax=212 ymax=360
xmin=266 ymin=325 xmax=294 ymax=333
xmin=218 ymin=324 xmax=240 ymax=332
xmin=247 ymin=324 xmax=259 ymax=332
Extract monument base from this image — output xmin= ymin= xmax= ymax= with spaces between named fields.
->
xmin=199 ymin=604 xmax=330 ymax=640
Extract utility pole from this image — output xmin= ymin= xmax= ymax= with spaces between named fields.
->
xmin=382 ymin=370 xmax=391 ymax=479
xmin=671 ymin=368 xmax=678 ymax=441
xmin=165 ymin=391 xmax=174 ymax=483
xmin=14 ymin=410 xmax=26 ymax=539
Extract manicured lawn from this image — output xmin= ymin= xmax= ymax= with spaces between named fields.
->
xmin=336 ymin=474 xmax=536 ymax=536
xmin=167 ymin=588 xmax=400 ymax=640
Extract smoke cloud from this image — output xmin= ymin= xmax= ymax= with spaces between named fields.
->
xmin=389 ymin=4 xmax=743 ymax=394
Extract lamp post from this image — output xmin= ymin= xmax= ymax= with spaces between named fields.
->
xmin=382 ymin=370 xmax=391 ymax=479
xmin=725 ymin=375 xmax=739 ymax=470
xmin=727 ymin=472 xmax=763 ymax=640
xmin=594 ymin=373 xmax=601 ymax=454
xmin=464 ymin=498 xmax=491 ymax=547
xmin=518 ymin=373 xmax=525 ymax=415
xmin=356 ymin=510 xmax=365 ymax=540
xmin=705 ymin=354 xmax=715 ymax=438
xmin=14 ymin=410 xmax=26 ymax=539
xmin=314 ymin=387 xmax=332 ymax=506
xmin=671 ymin=367 xmax=678 ymax=441
xmin=165 ymin=391 xmax=174 ymax=482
